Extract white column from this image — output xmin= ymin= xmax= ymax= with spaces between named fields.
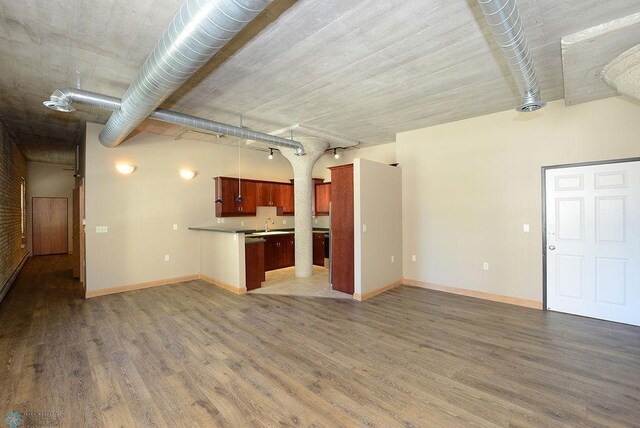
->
xmin=280 ymin=140 xmax=328 ymax=277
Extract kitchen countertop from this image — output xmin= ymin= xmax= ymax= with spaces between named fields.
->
xmin=188 ymin=226 xmax=257 ymax=233
xmin=189 ymin=226 xmax=330 ymax=234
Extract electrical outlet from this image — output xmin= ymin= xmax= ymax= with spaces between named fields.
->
xmin=216 ymin=218 xmax=221 ymax=224
xmin=411 ymin=254 xmax=416 ymax=262
xmin=523 ymin=224 xmax=530 ymax=232
xmin=96 ymin=226 xmax=108 ymax=233
xmin=282 ymin=219 xmax=287 ymax=225
xmin=240 ymin=221 xmax=244 ymax=226
xmin=483 ymin=262 xmax=489 ymax=271
xmin=221 ymin=218 xmax=225 ymax=223
xmin=164 ymin=255 xmax=170 ymax=262
xmin=314 ymin=218 xmax=318 ymax=224
xmin=362 ymin=224 xmax=367 ymax=232
xmin=173 ymin=224 xmax=178 ymax=230
xmin=391 ymin=256 xmax=395 ymax=263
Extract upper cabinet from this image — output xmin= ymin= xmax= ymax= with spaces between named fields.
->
xmin=215 ymin=177 xmax=256 ymax=217
xmin=215 ymin=177 xmax=294 ymax=217
xmin=275 ymin=183 xmax=294 ymax=215
xmin=314 ymin=182 xmax=331 ymax=216
xmin=256 ymin=182 xmax=276 ymax=207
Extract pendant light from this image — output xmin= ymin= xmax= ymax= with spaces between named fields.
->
xmin=268 ymin=148 xmax=274 ymax=160
xmin=333 ymin=148 xmax=340 ymax=159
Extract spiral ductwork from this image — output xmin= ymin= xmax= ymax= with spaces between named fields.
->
xmin=476 ymin=0 xmax=545 ymax=112
xmin=43 ymin=88 xmax=305 ymax=152
xmin=99 ymin=0 xmax=273 ymax=148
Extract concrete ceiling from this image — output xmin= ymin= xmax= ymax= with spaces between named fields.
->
xmin=562 ymin=12 xmax=640 ymax=106
xmin=1 ymin=0 xmax=639 ymax=164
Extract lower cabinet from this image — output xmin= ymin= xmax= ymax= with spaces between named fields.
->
xmin=264 ymin=234 xmax=295 ymax=271
xmin=313 ymin=233 xmax=325 ymax=266
xmin=245 ymin=242 xmax=265 ymax=290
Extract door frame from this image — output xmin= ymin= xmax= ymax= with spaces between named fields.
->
xmin=541 ymin=157 xmax=640 ymax=310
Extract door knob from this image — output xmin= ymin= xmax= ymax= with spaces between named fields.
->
xmin=548 ymin=245 xmax=555 ymax=250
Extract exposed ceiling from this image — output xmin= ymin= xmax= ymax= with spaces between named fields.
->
xmin=562 ymin=12 xmax=640 ymax=106
xmin=1 ymin=0 xmax=639 ymax=165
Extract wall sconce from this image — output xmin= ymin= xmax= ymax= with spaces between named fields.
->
xmin=115 ymin=163 xmax=136 ymax=175
xmin=179 ymin=169 xmax=196 ymax=180
xmin=268 ymin=148 xmax=274 ymax=160
xmin=333 ymin=148 xmax=340 ymax=159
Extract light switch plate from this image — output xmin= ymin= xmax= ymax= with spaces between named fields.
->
xmin=483 ymin=262 xmax=489 ymax=271
xmin=173 ymin=224 xmax=178 ymax=230
xmin=96 ymin=226 xmax=108 ymax=233
xmin=362 ymin=224 xmax=367 ymax=232
xmin=523 ymin=224 xmax=530 ymax=232
xmin=164 ymin=255 xmax=170 ymax=262
xmin=391 ymin=256 xmax=395 ymax=263
xmin=411 ymin=255 xmax=416 ymax=262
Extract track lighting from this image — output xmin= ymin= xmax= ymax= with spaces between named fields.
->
xmin=333 ymin=148 xmax=340 ymax=159
xmin=268 ymin=148 xmax=274 ymax=160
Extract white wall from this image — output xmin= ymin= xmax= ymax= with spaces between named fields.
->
xmin=312 ymin=142 xmax=397 ymax=181
xmin=313 ymin=142 xmax=397 ymax=229
xmin=354 ymin=158 xmax=402 ymax=296
xmin=397 ymin=97 xmax=640 ymax=302
xmin=26 ymin=161 xmax=75 ymax=254
xmin=84 ymin=122 xmax=294 ymax=292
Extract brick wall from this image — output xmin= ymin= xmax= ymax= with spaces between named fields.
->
xmin=0 ymin=121 xmax=27 ymax=301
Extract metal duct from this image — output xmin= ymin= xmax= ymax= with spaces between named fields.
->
xmin=476 ymin=0 xmax=545 ymax=112
xmin=44 ymin=88 xmax=305 ymax=153
xmin=99 ymin=0 xmax=274 ymax=148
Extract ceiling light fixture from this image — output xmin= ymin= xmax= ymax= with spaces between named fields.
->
xmin=115 ymin=163 xmax=136 ymax=175
xmin=268 ymin=148 xmax=274 ymax=160
xmin=179 ymin=169 xmax=196 ymax=180
xmin=333 ymin=148 xmax=340 ymax=159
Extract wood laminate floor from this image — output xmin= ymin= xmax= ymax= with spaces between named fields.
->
xmin=1 ymin=255 xmax=640 ymax=427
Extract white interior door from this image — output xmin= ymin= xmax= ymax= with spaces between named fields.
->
xmin=545 ymin=160 xmax=640 ymax=326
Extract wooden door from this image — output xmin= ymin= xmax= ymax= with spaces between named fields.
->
xmin=33 ymin=197 xmax=68 ymax=256
xmin=329 ymin=164 xmax=354 ymax=295
xmin=545 ymin=160 xmax=640 ymax=326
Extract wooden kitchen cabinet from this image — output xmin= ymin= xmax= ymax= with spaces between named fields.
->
xmin=274 ymin=183 xmax=294 ymax=215
xmin=256 ymin=181 xmax=275 ymax=207
xmin=314 ymin=182 xmax=331 ymax=216
xmin=245 ymin=242 xmax=265 ymax=291
xmin=313 ymin=232 xmax=325 ymax=266
xmin=263 ymin=233 xmax=295 ymax=271
xmin=215 ymin=177 xmax=294 ymax=217
xmin=215 ymin=177 xmax=256 ymax=217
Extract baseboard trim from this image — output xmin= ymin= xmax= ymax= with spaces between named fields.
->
xmin=199 ymin=274 xmax=247 ymax=295
xmin=403 ymin=278 xmax=542 ymax=310
xmin=0 ymin=253 xmax=29 ymax=303
xmin=353 ymin=279 xmax=403 ymax=301
xmin=85 ymin=274 xmax=200 ymax=298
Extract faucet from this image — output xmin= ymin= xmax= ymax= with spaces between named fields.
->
xmin=264 ymin=217 xmax=274 ymax=232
